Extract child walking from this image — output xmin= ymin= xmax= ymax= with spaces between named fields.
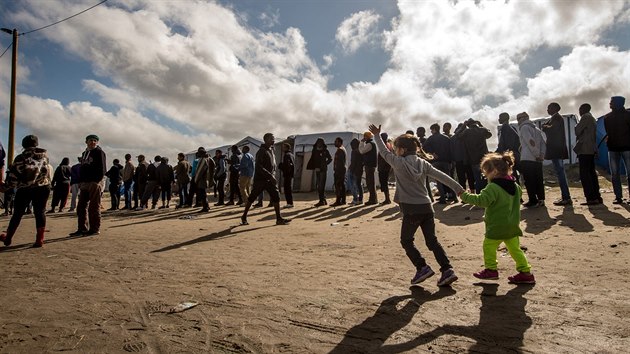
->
xmin=368 ymin=124 xmax=464 ymax=287
xmin=460 ymin=151 xmax=536 ymax=284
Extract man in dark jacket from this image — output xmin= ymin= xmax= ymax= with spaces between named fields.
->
xmin=226 ymin=145 xmax=243 ymax=205
xmin=377 ymin=133 xmax=392 ymax=205
xmin=452 ymin=123 xmax=475 ymax=192
xmin=279 ymin=143 xmax=295 ymax=208
xmin=604 ymin=96 xmax=630 ymax=204
xmin=542 ymin=102 xmax=572 ymax=206
xmin=70 ymin=134 xmax=106 ymax=236
xmin=140 ymin=155 xmax=161 ymax=210
xmin=455 ymin=119 xmax=492 ymax=193
xmin=157 ymin=157 xmax=174 ymax=208
xmin=496 ymin=112 xmax=522 ymax=184
xmin=174 ymin=152 xmax=191 ymax=208
xmin=133 ymin=155 xmax=149 ymax=209
xmin=331 ymin=137 xmax=347 ymax=206
xmin=424 ymin=123 xmax=457 ymax=203
xmin=306 ymin=137 xmax=332 ymax=207
xmin=105 ymin=159 xmax=123 ymax=210
xmin=360 ymin=132 xmax=378 ymax=205
xmin=241 ymin=133 xmax=290 ymax=226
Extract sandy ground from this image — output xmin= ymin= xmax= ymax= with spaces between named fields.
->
xmin=1 ymin=177 xmax=630 ymax=353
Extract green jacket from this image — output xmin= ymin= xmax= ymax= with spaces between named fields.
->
xmin=461 ymin=178 xmax=523 ymax=240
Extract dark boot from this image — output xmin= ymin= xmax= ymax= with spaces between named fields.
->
xmin=33 ymin=227 xmax=45 ymax=248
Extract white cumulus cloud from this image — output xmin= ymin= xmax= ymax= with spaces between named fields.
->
xmin=335 ymin=10 xmax=381 ymax=54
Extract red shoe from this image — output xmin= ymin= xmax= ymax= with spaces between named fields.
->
xmin=508 ymin=272 xmax=536 ymax=284
xmin=473 ymin=269 xmax=499 ymax=280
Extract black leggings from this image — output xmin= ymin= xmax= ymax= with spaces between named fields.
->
xmin=9 ymin=186 xmax=50 ymax=231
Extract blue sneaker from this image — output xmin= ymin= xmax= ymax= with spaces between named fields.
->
xmin=411 ymin=265 xmax=435 ymax=284
xmin=437 ymin=268 xmax=458 ymax=287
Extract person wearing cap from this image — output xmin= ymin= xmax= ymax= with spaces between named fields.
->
xmin=70 ymin=134 xmax=106 ymax=236
xmin=542 ymin=102 xmax=572 ymax=206
xmin=306 ymin=137 xmax=332 ymax=207
xmin=0 ymin=135 xmax=52 ymax=248
xmin=122 ymin=153 xmax=135 ymax=209
xmin=133 ymin=155 xmax=149 ymax=209
xmin=516 ymin=112 xmax=546 ymax=208
xmin=604 ymin=96 xmax=630 ymax=204
xmin=360 ymin=131 xmax=378 ymax=205
xmin=174 ymin=153 xmax=191 ymax=208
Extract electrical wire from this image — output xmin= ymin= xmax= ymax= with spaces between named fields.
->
xmin=0 ymin=43 xmax=11 ymax=59
xmin=19 ymin=0 xmax=109 ymax=36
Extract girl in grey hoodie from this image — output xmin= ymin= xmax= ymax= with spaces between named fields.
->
xmin=368 ymin=124 xmax=464 ymax=287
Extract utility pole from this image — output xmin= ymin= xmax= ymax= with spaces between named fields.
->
xmin=1 ymin=28 xmax=17 ymax=167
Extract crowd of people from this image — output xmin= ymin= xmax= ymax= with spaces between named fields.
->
xmin=0 ymin=96 xmax=629 ymax=287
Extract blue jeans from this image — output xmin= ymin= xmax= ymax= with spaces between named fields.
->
xmin=608 ymin=151 xmax=630 ymax=200
xmin=551 ymin=159 xmax=570 ymax=200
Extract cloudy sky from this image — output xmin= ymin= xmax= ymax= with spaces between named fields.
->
xmin=1 ymin=0 xmax=629 ymax=164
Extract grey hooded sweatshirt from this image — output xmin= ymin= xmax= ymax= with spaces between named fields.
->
xmin=374 ymin=136 xmax=464 ymax=213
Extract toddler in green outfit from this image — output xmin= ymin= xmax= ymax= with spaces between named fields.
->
xmin=460 ymin=151 xmax=535 ymax=284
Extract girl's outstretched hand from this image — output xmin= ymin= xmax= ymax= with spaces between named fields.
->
xmin=368 ymin=124 xmax=381 ymax=136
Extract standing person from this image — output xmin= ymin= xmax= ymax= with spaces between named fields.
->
xmin=279 ymin=143 xmax=295 ymax=208
xmin=542 ymin=102 xmax=572 ymax=206
xmin=368 ymin=124 xmax=463 ymax=287
xmin=574 ymin=103 xmax=602 ymax=205
xmin=496 ymin=113 xmax=521 ymax=183
xmin=360 ymin=132 xmax=378 ymax=205
xmin=68 ymin=157 xmax=81 ymax=212
xmin=0 ymin=135 xmax=52 ymax=248
xmin=133 ymin=155 xmax=148 ymax=210
xmin=240 ymin=133 xmax=290 ymax=226
xmin=193 ymin=147 xmax=215 ymax=212
xmin=174 ymin=153 xmax=191 ymax=208
xmin=603 ymin=96 xmax=630 ymax=204
xmin=69 ymin=134 xmax=106 ymax=237
xmin=424 ymin=123 xmax=457 ymax=204
xmin=455 ymin=119 xmax=492 ymax=193
xmin=331 ymin=137 xmax=347 ymax=207
xmin=157 ymin=157 xmax=174 ymax=208
xmin=214 ymin=150 xmax=227 ymax=206
xmin=239 ymin=146 xmax=255 ymax=205
xmin=348 ymin=138 xmax=364 ymax=205
xmin=226 ymin=145 xmax=243 ymax=205
xmin=306 ymin=138 xmax=332 ymax=207
xmin=377 ymin=133 xmax=393 ymax=205
xmin=139 ymin=155 xmax=161 ymax=210
xmin=460 ymin=151 xmax=536 ymax=284
xmin=122 ymin=154 xmax=135 ymax=210
xmin=49 ymin=157 xmax=71 ymax=213
xmin=517 ymin=112 xmax=546 ymax=208
xmin=452 ymin=123 xmax=475 ymax=192
xmin=187 ymin=152 xmax=201 ymax=208
xmin=416 ymin=127 xmax=427 ymax=144
xmin=105 ymin=159 xmax=123 ymax=210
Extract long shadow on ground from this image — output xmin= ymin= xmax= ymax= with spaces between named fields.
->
xmin=150 ymin=225 xmax=275 ymax=253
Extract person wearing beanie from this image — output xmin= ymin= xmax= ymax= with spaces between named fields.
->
xmin=604 ymin=96 xmax=630 ymax=204
xmin=542 ymin=102 xmax=572 ymax=206
xmin=0 ymin=135 xmax=52 ymax=248
xmin=516 ymin=112 xmax=546 ymax=207
xmin=360 ymin=131 xmax=378 ymax=205
xmin=70 ymin=134 xmax=106 ymax=237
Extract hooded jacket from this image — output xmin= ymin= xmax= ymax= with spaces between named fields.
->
xmin=374 ymin=136 xmax=463 ymax=210
xmin=306 ymin=138 xmax=332 ymax=171
xmin=603 ymin=105 xmax=630 ymax=152
xmin=6 ymin=147 xmax=52 ymax=189
xmin=518 ymin=120 xmax=546 ymax=162
xmin=460 ymin=176 xmax=523 ymax=240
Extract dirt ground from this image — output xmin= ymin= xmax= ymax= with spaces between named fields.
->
xmin=1 ymin=179 xmax=630 ymax=353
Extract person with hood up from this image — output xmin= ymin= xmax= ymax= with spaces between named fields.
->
xmin=603 ymin=96 xmax=630 ymax=204
xmin=517 ymin=112 xmax=546 ymax=208
xmin=306 ymin=137 xmax=332 ymax=207
xmin=1 ymin=135 xmax=52 ymax=248
xmin=368 ymin=124 xmax=463 ymax=288
xmin=49 ymin=157 xmax=71 ymax=213
xmin=460 ymin=151 xmax=536 ymax=284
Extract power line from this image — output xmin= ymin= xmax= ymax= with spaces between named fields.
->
xmin=0 ymin=42 xmax=11 ymax=59
xmin=20 ymin=0 xmax=109 ymax=36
